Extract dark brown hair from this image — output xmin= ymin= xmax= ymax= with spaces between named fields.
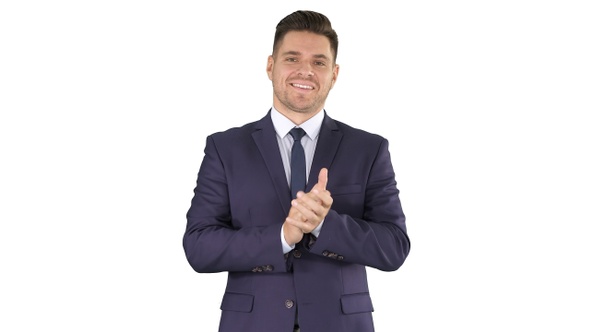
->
xmin=273 ymin=10 xmax=339 ymax=63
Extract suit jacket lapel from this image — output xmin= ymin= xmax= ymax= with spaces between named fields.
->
xmin=308 ymin=114 xmax=342 ymax=188
xmin=251 ymin=111 xmax=292 ymax=215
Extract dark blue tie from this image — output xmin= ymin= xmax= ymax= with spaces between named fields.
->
xmin=289 ymin=128 xmax=306 ymax=199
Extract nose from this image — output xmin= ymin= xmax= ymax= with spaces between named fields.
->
xmin=296 ymin=61 xmax=314 ymax=77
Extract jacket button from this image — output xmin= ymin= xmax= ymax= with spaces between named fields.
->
xmin=293 ymin=250 xmax=302 ymax=258
xmin=337 ymin=255 xmax=344 ymax=260
xmin=322 ymin=250 xmax=329 ymax=256
xmin=285 ymin=300 xmax=294 ymax=309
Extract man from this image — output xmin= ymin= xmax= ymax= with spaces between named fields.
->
xmin=183 ymin=10 xmax=410 ymax=332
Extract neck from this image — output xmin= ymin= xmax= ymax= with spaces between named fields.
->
xmin=274 ymin=106 xmax=323 ymax=126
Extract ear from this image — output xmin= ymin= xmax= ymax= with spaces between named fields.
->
xmin=331 ymin=63 xmax=340 ymax=88
xmin=266 ymin=55 xmax=274 ymax=80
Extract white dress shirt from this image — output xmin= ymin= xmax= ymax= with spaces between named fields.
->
xmin=271 ymin=107 xmax=325 ymax=253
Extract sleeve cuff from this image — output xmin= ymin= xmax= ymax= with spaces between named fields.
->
xmin=311 ymin=219 xmax=324 ymax=238
xmin=281 ymin=226 xmax=295 ymax=253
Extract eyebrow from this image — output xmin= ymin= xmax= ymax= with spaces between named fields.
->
xmin=281 ymin=51 xmax=330 ymax=61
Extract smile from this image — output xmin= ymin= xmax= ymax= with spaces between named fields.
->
xmin=291 ymin=83 xmax=314 ymax=90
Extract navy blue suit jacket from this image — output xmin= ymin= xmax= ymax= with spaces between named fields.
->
xmin=184 ymin=111 xmax=410 ymax=332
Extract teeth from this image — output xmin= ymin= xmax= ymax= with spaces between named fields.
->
xmin=292 ymin=83 xmax=313 ymax=90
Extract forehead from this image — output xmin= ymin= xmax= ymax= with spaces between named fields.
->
xmin=277 ymin=31 xmax=333 ymax=60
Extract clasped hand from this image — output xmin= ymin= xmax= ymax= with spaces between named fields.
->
xmin=283 ymin=168 xmax=333 ymax=246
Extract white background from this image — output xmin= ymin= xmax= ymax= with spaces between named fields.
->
xmin=1 ymin=1 xmax=589 ymax=331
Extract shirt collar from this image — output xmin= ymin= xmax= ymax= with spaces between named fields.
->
xmin=270 ymin=107 xmax=324 ymax=140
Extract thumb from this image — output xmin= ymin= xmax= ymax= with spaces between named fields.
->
xmin=317 ymin=168 xmax=328 ymax=191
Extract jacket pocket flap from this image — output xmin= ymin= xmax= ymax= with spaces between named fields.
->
xmin=340 ymin=293 xmax=374 ymax=314
xmin=330 ymin=184 xmax=362 ymax=196
xmin=220 ymin=292 xmax=254 ymax=313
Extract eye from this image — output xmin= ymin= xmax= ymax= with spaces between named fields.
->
xmin=286 ymin=57 xmax=297 ymax=62
xmin=315 ymin=61 xmax=326 ymax=66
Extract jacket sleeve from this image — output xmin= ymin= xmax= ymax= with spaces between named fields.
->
xmin=182 ymin=135 xmax=288 ymax=274
xmin=308 ymin=138 xmax=411 ymax=271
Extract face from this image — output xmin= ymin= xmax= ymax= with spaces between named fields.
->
xmin=266 ymin=31 xmax=339 ymax=121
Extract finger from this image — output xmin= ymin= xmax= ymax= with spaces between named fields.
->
xmin=294 ymin=190 xmax=331 ymax=218
xmin=309 ymin=188 xmax=332 ymax=208
xmin=318 ymin=190 xmax=333 ymax=207
xmin=291 ymin=199 xmax=314 ymax=218
xmin=287 ymin=218 xmax=315 ymax=233
xmin=315 ymin=168 xmax=328 ymax=191
xmin=288 ymin=206 xmax=306 ymax=221
xmin=286 ymin=216 xmax=310 ymax=231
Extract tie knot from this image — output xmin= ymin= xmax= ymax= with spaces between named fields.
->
xmin=289 ymin=127 xmax=306 ymax=141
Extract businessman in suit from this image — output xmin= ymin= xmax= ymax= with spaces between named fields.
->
xmin=183 ymin=10 xmax=410 ymax=332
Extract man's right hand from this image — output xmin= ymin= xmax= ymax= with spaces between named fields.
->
xmin=283 ymin=208 xmax=305 ymax=246
xmin=283 ymin=168 xmax=331 ymax=246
